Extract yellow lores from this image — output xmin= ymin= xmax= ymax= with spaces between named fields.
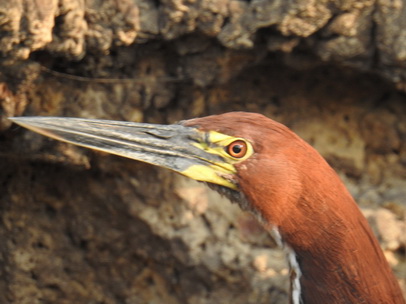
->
xmin=184 ymin=131 xmax=254 ymax=190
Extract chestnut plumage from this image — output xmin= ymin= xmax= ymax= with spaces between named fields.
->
xmin=10 ymin=112 xmax=405 ymax=304
xmin=185 ymin=113 xmax=405 ymax=304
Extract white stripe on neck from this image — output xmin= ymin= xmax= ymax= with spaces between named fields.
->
xmin=269 ymin=226 xmax=302 ymax=304
xmin=287 ymin=248 xmax=302 ymax=304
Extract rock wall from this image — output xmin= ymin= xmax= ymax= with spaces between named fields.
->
xmin=0 ymin=0 xmax=405 ymax=303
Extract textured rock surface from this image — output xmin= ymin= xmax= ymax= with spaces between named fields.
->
xmin=2 ymin=0 xmax=406 ymax=87
xmin=0 ymin=0 xmax=405 ymax=303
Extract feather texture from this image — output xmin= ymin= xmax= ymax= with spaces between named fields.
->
xmin=184 ymin=112 xmax=405 ymax=304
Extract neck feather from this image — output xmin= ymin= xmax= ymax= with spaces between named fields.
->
xmin=243 ymin=165 xmax=405 ymax=303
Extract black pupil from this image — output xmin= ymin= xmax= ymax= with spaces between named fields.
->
xmin=232 ymin=144 xmax=243 ymax=154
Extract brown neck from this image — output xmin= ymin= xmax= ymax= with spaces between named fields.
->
xmin=240 ymin=161 xmax=405 ymax=303
xmin=281 ymin=193 xmax=404 ymax=304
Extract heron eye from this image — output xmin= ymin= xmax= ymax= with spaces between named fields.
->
xmin=226 ymin=140 xmax=247 ymax=158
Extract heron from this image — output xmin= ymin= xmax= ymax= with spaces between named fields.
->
xmin=10 ymin=112 xmax=405 ymax=304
